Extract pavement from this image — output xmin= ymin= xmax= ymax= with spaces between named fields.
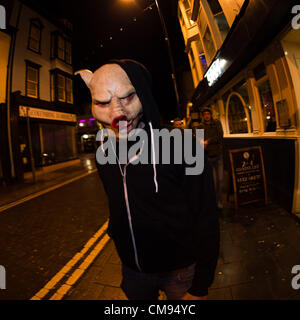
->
xmin=1 ymin=156 xmax=300 ymax=300
xmin=65 ymin=203 xmax=300 ymax=300
xmin=0 ymin=153 xmax=97 ymax=209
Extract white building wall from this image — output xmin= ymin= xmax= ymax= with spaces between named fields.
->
xmin=218 ymin=0 xmax=245 ymax=27
xmin=11 ymin=4 xmax=72 ymax=102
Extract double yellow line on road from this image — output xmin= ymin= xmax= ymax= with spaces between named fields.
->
xmin=31 ymin=219 xmax=110 ymax=300
xmin=0 ymin=168 xmax=111 ymax=300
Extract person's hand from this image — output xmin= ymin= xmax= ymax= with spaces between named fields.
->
xmin=180 ymin=292 xmax=207 ymax=300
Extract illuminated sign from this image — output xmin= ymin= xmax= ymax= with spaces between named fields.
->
xmin=19 ymin=106 xmax=77 ymax=122
xmin=204 ymin=58 xmax=227 ymax=87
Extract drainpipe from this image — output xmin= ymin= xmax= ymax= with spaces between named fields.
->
xmin=6 ymin=1 xmax=22 ymax=179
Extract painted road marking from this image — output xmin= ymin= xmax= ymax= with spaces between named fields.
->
xmin=49 ymin=233 xmax=110 ymax=300
xmin=0 ymin=169 xmax=97 ymax=213
xmin=30 ymin=219 xmax=109 ymax=300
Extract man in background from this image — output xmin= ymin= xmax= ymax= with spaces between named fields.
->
xmin=173 ymin=117 xmax=184 ymax=129
xmin=199 ymin=108 xmax=224 ymax=211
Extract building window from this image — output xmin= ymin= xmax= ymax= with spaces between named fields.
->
xmin=51 ymin=70 xmax=73 ymax=104
xmin=198 ymin=7 xmax=207 ymax=36
xmin=28 ymin=19 xmax=42 ymax=53
xmin=189 ymin=48 xmax=199 ymax=84
xmin=50 ymin=71 xmax=55 ymax=101
xmin=227 ymin=94 xmax=248 ymax=134
xmin=180 ymin=0 xmax=194 ymax=28
xmin=57 ymin=74 xmax=66 ymax=102
xmin=51 ymin=32 xmax=72 ymax=64
xmin=25 ymin=61 xmax=40 ymax=98
xmin=207 ymin=0 xmax=230 ymax=41
xmin=65 ymin=41 xmax=72 ymax=64
xmin=57 ymin=35 xmax=65 ymax=60
xmin=254 ymin=63 xmax=277 ymax=132
xmin=233 ymin=80 xmax=253 ymax=132
xmin=224 ymin=80 xmax=252 ymax=134
xmin=182 ymin=0 xmax=190 ymax=10
xmin=195 ymin=39 xmax=208 ymax=75
xmin=66 ymin=78 xmax=73 ymax=103
xmin=258 ymin=80 xmax=277 ymax=132
xmin=203 ymin=26 xmax=216 ymax=62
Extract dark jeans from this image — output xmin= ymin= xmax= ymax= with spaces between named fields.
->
xmin=120 ymin=263 xmax=196 ymax=300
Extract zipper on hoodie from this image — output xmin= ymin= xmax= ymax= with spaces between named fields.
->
xmin=122 ymin=165 xmax=142 ymax=272
xmin=109 ymin=138 xmax=143 ymax=272
xmin=106 ymin=124 xmax=158 ymax=273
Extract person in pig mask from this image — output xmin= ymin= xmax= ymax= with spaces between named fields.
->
xmin=76 ymin=59 xmax=219 ymax=300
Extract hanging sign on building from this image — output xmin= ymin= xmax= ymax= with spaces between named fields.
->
xmin=229 ymin=146 xmax=268 ymax=210
xmin=204 ymin=58 xmax=227 ymax=87
xmin=19 ymin=106 xmax=77 ymax=122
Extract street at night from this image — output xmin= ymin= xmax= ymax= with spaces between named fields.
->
xmin=1 ymin=0 xmax=300 ymax=309
xmin=0 ymin=155 xmax=109 ymax=300
xmin=0 ymin=157 xmax=300 ymax=301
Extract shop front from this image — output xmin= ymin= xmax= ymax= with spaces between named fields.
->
xmin=10 ymin=93 xmax=78 ymax=181
xmin=191 ymin=1 xmax=300 ymax=216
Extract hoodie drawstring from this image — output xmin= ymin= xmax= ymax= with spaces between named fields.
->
xmin=149 ymin=121 xmax=158 ymax=193
xmin=100 ymin=129 xmax=105 ymax=153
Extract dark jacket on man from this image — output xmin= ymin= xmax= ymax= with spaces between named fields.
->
xmin=199 ymin=119 xmax=223 ymax=159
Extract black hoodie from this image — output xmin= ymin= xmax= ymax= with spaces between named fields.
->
xmin=95 ymin=59 xmax=220 ymax=297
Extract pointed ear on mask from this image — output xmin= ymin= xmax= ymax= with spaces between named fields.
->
xmin=74 ymin=69 xmax=93 ymax=88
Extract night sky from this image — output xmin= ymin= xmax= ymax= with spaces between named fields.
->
xmin=30 ymin=0 xmax=190 ymax=121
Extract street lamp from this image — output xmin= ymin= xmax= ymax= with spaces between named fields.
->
xmin=153 ymin=0 xmax=181 ymax=117
xmin=121 ymin=0 xmax=181 ymax=116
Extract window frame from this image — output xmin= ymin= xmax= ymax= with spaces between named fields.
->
xmin=27 ymin=19 xmax=43 ymax=54
xmin=50 ymin=32 xmax=72 ymax=65
xmin=25 ymin=60 xmax=41 ymax=99
xmin=255 ymin=75 xmax=278 ymax=133
xmin=50 ymin=69 xmax=74 ymax=104
xmin=225 ymin=92 xmax=252 ymax=134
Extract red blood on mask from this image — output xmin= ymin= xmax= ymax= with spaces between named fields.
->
xmin=112 ymin=115 xmax=128 ymax=128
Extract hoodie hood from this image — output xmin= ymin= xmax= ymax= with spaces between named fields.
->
xmin=106 ymin=59 xmax=161 ymax=129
